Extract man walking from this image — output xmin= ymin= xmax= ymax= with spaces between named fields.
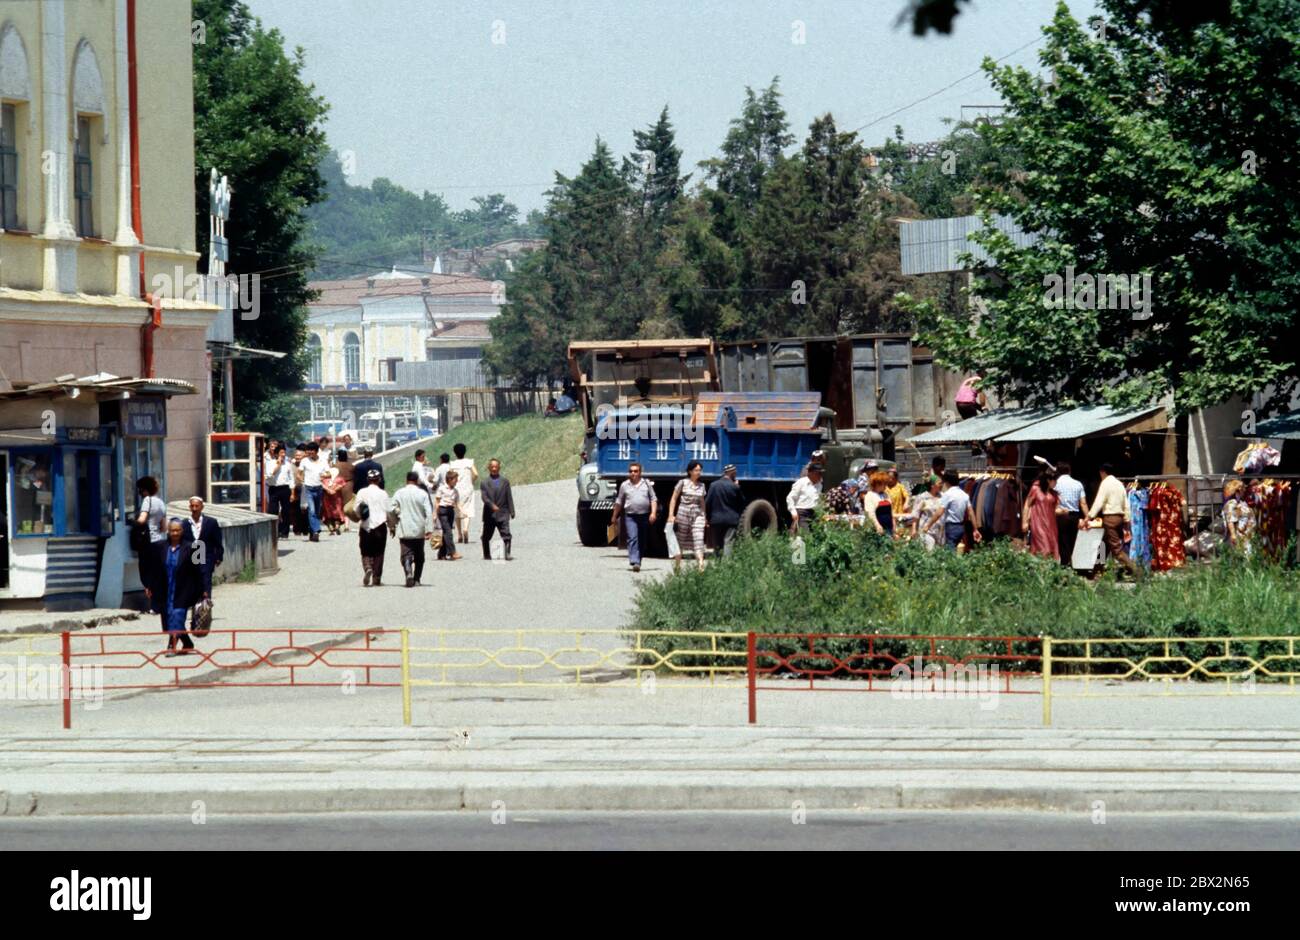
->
xmin=1053 ymin=460 xmax=1086 ymax=568
xmin=180 ymin=496 xmax=224 ymax=630
xmin=355 ymin=468 xmax=390 ymax=586
xmin=929 ymin=471 xmax=982 ymax=550
xmin=1085 ymin=463 xmax=1137 ymax=577
xmin=786 ymin=462 xmax=824 ymax=533
xmin=610 ymin=462 xmax=656 ymax=573
xmin=352 ymin=446 xmax=384 ymax=491
xmin=390 ymin=470 xmax=432 ymax=587
xmin=704 ymin=463 xmax=746 ymax=557
xmin=267 ymin=443 xmax=294 ymax=539
xmin=412 ymin=449 xmax=432 ymax=487
xmin=299 ymin=442 xmax=329 ymax=542
xmin=480 ymin=458 xmax=515 ymax=560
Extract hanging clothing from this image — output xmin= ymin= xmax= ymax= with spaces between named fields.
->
xmin=1148 ymin=484 xmax=1186 ymax=571
xmin=1127 ymin=487 xmax=1151 ymax=568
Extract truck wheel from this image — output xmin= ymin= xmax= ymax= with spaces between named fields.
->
xmin=739 ymin=499 xmax=779 ymax=537
xmin=577 ymin=507 xmax=611 ymax=547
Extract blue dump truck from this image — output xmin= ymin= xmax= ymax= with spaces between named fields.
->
xmin=594 ymin=391 xmax=884 ymax=553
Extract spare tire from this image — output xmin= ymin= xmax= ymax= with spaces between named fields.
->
xmin=739 ymin=499 xmax=779 ymax=537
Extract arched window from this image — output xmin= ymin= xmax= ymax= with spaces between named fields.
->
xmin=306 ymin=334 xmax=322 ymax=385
xmin=343 ymin=332 xmax=361 ymax=385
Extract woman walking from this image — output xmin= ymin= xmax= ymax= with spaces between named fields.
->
xmin=142 ymin=519 xmax=203 ymax=657
xmin=449 ymin=443 xmax=478 ymax=544
xmin=667 ymin=460 xmax=708 ymax=572
xmin=1022 ymin=471 xmax=1061 ymax=561
xmin=434 ymin=469 xmax=461 ymax=560
xmin=321 ymin=468 xmax=348 ymax=535
xmin=135 ymin=476 xmax=167 ymax=545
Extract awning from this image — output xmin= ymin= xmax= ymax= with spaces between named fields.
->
xmin=1239 ymin=410 xmax=1300 ymax=441
xmin=904 ymin=407 xmax=1059 ymax=445
xmin=0 ymin=373 xmax=196 ymax=402
xmin=997 ymin=404 xmax=1165 ymax=442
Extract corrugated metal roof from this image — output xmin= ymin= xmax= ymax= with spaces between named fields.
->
xmin=693 ymin=392 xmax=822 ymax=431
xmin=1242 ymin=410 xmax=1300 ymax=441
xmin=898 ymin=214 xmax=1041 ymax=275
xmin=997 ymin=404 xmax=1164 ymax=442
xmin=904 ymin=407 xmax=1060 ymax=445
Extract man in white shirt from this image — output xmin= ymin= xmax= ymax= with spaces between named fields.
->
xmin=355 ymin=468 xmax=391 ymax=586
xmin=266 ymin=443 xmax=294 ymax=539
xmin=391 ymin=470 xmax=434 ymax=586
xmin=298 ymin=442 xmax=330 ymax=542
xmin=928 ymin=471 xmax=983 ymax=550
xmin=1052 ymin=460 xmax=1086 ymax=568
xmin=411 ymin=449 xmax=432 ymax=488
xmin=786 ymin=463 xmax=824 ymax=533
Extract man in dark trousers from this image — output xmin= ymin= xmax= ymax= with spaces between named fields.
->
xmin=705 ymin=463 xmax=747 ymax=558
xmin=180 ymin=496 xmax=224 ymax=605
xmin=480 ymin=458 xmax=515 ymax=560
xmin=352 ymin=446 xmax=384 ymax=491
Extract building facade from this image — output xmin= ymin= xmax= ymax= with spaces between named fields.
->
xmin=0 ymin=1 xmax=217 ymax=607
xmin=305 ymin=269 xmax=503 ymax=388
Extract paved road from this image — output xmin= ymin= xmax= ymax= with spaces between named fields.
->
xmin=2 ymin=810 xmax=1295 ymax=850
xmin=205 ymin=478 xmax=657 ymax=632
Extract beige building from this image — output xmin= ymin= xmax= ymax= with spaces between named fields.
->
xmin=306 ymin=269 xmax=503 ymax=387
xmin=0 ymin=1 xmax=217 ymax=607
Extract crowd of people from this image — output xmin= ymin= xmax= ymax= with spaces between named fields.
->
xmin=603 ymin=450 xmax=1176 ymax=580
xmin=260 ymin=435 xmax=516 ymax=590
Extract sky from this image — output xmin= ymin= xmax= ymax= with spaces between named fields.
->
xmin=249 ymin=0 xmax=1103 ymax=213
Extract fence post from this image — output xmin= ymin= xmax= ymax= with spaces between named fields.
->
xmin=747 ymin=632 xmax=757 ymax=725
xmin=401 ymin=628 xmax=412 ymax=727
xmin=61 ymin=631 xmax=71 ymax=731
xmin=1041 ymin=635 xmax=1052 ymax=727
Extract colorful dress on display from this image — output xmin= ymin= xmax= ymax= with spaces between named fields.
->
xmin=1128 ymin=488 xmax=1151 ymax=568
xmin=1222 ymin=497 xmax=1256 ymax=556
xmin=1148 ymin=485 xmax=1186 ymax=571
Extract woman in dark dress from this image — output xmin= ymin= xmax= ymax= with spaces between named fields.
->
xmin=142 ymin=519 xmax=204 ymax=657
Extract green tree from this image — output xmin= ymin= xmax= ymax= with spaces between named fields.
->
xmin=904 ymin=0 xmax=1300 ymax=415
xmin=485 ymin=140 xmax=640 ymax=385
xmin=193 ymin=0 xmax=329 ymax=436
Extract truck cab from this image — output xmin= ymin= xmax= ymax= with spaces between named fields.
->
xmin=568 ymin=339 xmax=719 ymax=546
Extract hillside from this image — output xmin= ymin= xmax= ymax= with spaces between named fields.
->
xmin=378 ymin=413 xmax=584 ymax=493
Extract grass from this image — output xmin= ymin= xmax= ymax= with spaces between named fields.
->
xmin=379 ymin=412 xmax=583 ymax=494
xmin=236 ymin=559 xmax=258 ymax=583
xmin=629 ymin=522 xmax=1300 ymax=673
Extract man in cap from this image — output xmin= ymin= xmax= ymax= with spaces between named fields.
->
xmin=786 ymin=462 xmax=824 ymax=534
xmin=704 ymin=463 xmax=746 ymax=558
xmin=352 ymin=446 xmax=384 ymax=491
xmin=354 ymin=468 xmax=391 ymax=586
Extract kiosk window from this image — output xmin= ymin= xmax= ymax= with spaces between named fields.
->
xmin=13 ymin=453 xmax=54 ymax=535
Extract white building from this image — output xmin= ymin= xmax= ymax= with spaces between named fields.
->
xmin=305 ymin=269 xmax=502 ymax=387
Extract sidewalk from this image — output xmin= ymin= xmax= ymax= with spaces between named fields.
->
xmin=4 ymin=725 xmax=1300 ymax=816
xmin=0 ymin=607 xmax=140 ymax=636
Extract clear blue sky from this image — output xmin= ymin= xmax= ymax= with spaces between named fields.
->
xmin=249 ymin=0 xmax=1101 ymax=213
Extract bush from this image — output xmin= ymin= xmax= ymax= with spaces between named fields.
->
xmin=629 ymin=523 xmax=1300 ymax=676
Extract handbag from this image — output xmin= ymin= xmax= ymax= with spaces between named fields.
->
xmin=344 ymin=495 xmax=361 ymax=523
xmin=665 ymin=523 xmax=681 ymax=558
xmin=191 ymin=598 xmax=213 ymax=638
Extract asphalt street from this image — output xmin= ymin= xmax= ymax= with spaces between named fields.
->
xmin=1 ymin=810 xmax=1295 ymax=850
